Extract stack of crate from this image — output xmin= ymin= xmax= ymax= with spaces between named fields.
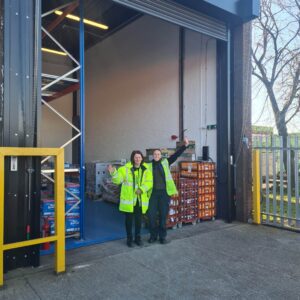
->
xmin=198 ymin=162 xmax=216 ymax=220
xmin=85 ymin=160 xmax=124 ymax=201
xmin=166 ymin=171 xmax=180 ymax=229
xmin=64 ymin=178 xmax=81 ymax=236
xmin=178 ymin=178 xmax=198 ymax=226
xmin=180 ymin=161 xmax=216 ymax=221
xmin=40 ymin=166 xmax=81 ymax=237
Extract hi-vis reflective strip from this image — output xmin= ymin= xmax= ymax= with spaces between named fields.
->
xmin=121 ymin=200 xmax=134 ymax=205
xmin=123 ymin=182 xmax=133 ymax=187
xmin=140 ymin=185 xmax=148 ymax=191
xmin=162 ymin=162 xmax=173 ymax=180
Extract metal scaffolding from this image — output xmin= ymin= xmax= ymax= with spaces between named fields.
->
xmin=41 ymin=0 xmax=85 ymax=239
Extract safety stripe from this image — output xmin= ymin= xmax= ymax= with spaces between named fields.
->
xmin=112 ymin=173 xmax=119 ymax=179
xmin=140 ymin=184 xmax=148 ymax=191
xmin=123 ymin=182 xmax=133 ymax=187
xmin=121 ymin=199 xmax=134 ymax=205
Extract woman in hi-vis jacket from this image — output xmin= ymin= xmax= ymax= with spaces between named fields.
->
xmin=108 ymin=150 xmax=153 ymax=247
xmin=147 ymin=138 xmax=189 ymax=244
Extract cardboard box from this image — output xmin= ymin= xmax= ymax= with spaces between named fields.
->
xmin=176 ymin=140 xmax=196 ymax=155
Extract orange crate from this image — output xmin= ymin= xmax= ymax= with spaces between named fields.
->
xmin=198 ymin=194 xmax=215 ymax=202
xmin=198 ymin=201 xmax=215 ymax=210
xmin=179 ymin=178 xmax=198 ymax=189
xmin=198 ymin=209 xmax=214 ymax=219
xmin=198 ymin=178 xmax=215 ymax=187
xmin=198 ymin=162 xmax=216 ymax=171
xmin=180 ymin=170 xmax=198 ymax=178
xmin=180 ymin=162 xmax=199 ymax=171
xmin=198 ymin=171 xmax=214 ymax=179
xmin=198 ymin=186 xmax=215 ymax=194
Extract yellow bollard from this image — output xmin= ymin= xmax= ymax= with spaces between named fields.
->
xmin=0 ymin=153 xmax=4 ymax=287
xmin=252 ymin=150 xmax=261 ymax=224
xmin=54 ymin=149 xmax=66 ymax=274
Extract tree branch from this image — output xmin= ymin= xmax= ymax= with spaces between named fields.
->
xmin=286 ymin=101 xmax=300 ymax=124
xmin=282 ymin=63 xmax=300 ymax=114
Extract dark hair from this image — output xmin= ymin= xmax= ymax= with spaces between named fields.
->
xmin=153 ymin=149 xmax=161 ymax=154
xmin=130 ymin=150 xmax=144 ymax=165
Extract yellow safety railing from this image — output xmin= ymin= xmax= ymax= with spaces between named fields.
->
xmin=0 ymin=147 xmax=65 ymax=287
xmin=252 ymin=150 xmax=261 ymax=224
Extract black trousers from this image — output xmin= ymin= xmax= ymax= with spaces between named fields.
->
xmin=124 ymin=203 xmax=142 ymax=240
xmin=148 ymin=190 xmax=170 ymax=240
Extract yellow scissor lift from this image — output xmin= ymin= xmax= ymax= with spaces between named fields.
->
xmin=0 ymin=147 xmax=66 ymax=287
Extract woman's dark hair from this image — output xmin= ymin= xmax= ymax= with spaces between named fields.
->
xmin=130 ymin=150 xmax=144 ymax=165
xmin=153 ymin=149 xmax=161 ymax=154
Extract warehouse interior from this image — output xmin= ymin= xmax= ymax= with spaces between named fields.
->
xmin=40 ymin=0 xmax=218 ymax=250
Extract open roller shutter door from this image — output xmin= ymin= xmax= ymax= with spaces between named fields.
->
xmin=112 ymin=0 xmax=227 ymax=41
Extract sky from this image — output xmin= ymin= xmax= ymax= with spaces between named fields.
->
xmin=251 ymin=0 xmax=300 ymax=134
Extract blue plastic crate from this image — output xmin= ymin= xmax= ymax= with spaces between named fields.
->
xmin=41 ymin=199 xmax=55 ymax=216
xmin=65 ymin=183 xmax=80 ymax=200
xmin=66 ymin=215 xmax=80 ymax=233
xmin=46 ymin=215 xmax=80 ymax=235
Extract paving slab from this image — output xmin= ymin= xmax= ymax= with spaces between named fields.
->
xmin=1 ymin=221 xmax=300 ymax=300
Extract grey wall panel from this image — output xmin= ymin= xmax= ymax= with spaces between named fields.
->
xmin=113 ymin=0 xmax=227 ymax=41
xmin=3 ymin=0 xmax=41 ymax=272
xmin=3 ymin=0 xmax=41 ymax=147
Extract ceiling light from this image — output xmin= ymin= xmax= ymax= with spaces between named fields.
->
xmin=42 ymin=47 xmax=67 ymax=56
xmin=54 ymin=10 xmax=109 ymax=30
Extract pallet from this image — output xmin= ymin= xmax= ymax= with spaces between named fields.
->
xmin=198 ymin=216 xmax=215 ymax=222
xmin=178 ymin=219 xmax=197 ymax=227
xmin=167 ymin=223 xmax=178 ymax=230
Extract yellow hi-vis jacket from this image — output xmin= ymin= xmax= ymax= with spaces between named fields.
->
xmin=110 ymin=162 xmax=153 ymax=214
xmin=148 ymin=159 xmax=178 ymax=197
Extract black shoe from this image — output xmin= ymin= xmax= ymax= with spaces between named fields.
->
xmin=148 ymin=237 xmax=157 ymax=243
xmin=135 ymin=238 xmax=143 ymax=246
xmin=159 ymin=238 xmax=170 ymax=244
xmin=127 ymin=239 xmax=133 ymax=248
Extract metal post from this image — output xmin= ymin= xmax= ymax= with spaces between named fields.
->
xmin=227 ymin=28 xmax=233 ymax=223
xmin=279 ymin=136 xmax=284 ymax=225
xmin=287 ymin=136 xmax=292 ymax=226
xmin=79 ymin=0 xmax=85 ymax=239
xmin=0 ymin=154 xmax=4 ymax=287
xmin=266 ymin=136 xmax=270 ymax=223
xmin=54 ymin=149 xmax=65 ymax=273
xmin=272 ymin=137 xmax=277 ymax=224
xmin=179 ymin=27 xmax=184 ymax=140
xmin=252 ymin=150 xmax=261 ymax=224
xmin=295 ymin=136 xmax=299 ymax=226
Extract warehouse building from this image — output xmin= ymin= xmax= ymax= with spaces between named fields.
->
xmin=0 ymin=0 xmax=259 ymax=271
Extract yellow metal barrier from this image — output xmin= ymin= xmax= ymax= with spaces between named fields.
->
xmin=252 ymin=150 xmax=261 ymax=224
xmin=0 ymin=147 xmax=65 ymax=287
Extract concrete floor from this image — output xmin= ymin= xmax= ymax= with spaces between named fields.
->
xmin=1 ymin=221 xmax=300 ymax=300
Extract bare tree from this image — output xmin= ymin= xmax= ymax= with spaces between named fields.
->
xmin=252 ymin=0 xmax=300 ymax=144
